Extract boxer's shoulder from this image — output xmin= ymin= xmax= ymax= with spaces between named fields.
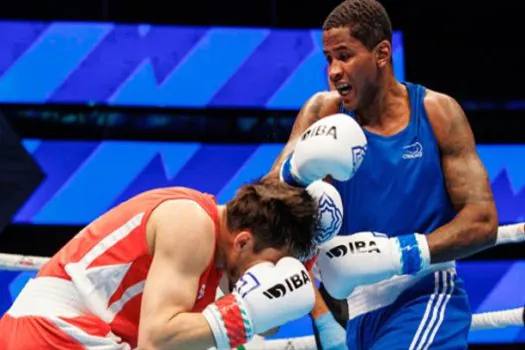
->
xmin=311 ymin=91 xmax=341 ymax=119
xmin=295 ymin=91 xmax=341 ymax=125
xmin=146 ymin=199 xmax=216 ymax=263
xmin=422 ymin=89 xmax=467 ymax=144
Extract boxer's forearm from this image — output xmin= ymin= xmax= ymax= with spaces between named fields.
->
xmin=309 ymin=271 xmax=330 ymax=319
xmin=426 ymin=204 xmax=498 ymax=264
xmin=137 ymin=313 xmax=215 ymax=350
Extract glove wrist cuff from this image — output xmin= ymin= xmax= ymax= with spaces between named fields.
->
xmin=313 ymin=311 xmax=338 ymax=331
xmin=395 ymin=233 xmax=431 ymax=275
xmin=202 ymin=293 xmax=254 ymax=349
xmin=280 ymin=154 xmax=307 ymax=187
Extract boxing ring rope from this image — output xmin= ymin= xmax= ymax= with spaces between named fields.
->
xmin=1 ymin=249 xmax=524 ymax=350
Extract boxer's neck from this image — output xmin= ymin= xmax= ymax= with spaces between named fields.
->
xmin=355 ymin=73 xmax=406 ymax=129
xmin=214 ymin=205 xmax=229 ymax=268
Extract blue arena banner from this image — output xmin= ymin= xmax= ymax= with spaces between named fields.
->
xmin=0 ymin=21 xmax=405 ymax=109
xmin=1 ymin=261 xmax=524 ymax=344
xmin=13 ymin=140 xmax=525 ymax=226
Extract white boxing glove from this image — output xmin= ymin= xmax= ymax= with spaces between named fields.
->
xmin=316 ymin=232 xmax=431 ymax=300
xmin=306 ymin=180 xmax=344 ymax=246
xmin=203 ymin=257 xmax=315 ymax=349
xmin=280 ymin=113 xmax=367 ymax=187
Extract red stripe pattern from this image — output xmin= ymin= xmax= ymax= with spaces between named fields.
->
xmin=214 ymin=294 xmax=247 ymax=348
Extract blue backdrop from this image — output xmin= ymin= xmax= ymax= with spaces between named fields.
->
xmin=0 ymin=21 xmax=404 ymax=109
xmin=14 ymin=140 xmax=525 ymax=226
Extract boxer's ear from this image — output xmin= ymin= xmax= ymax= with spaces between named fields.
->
xmin=233 ymin=231 xmax=255 ymax=253
xmin=374 ymin=40 xmax=391 ymax=68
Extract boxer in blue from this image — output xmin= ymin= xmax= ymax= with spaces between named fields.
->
xmin=269 ymin=1 xmax=498 ymax=349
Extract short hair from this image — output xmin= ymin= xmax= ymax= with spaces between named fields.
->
xmin=226 ymin=178 xmax=317 ymax=259
xmin=323 ymin=0 xmax=392 ymax=50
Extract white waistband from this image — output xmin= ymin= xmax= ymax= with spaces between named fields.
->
xmin=346 ymin=262 xmax=456 ymax=320
xmin=7 ymin=277 xmax=89 ymax=318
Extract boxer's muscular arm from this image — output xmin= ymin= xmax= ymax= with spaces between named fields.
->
xmin=425 ymin=92 xmax=498 ymax=263
xmin=267 ymin=91 xmax=340 ymax=179
xmin=137 ymin=200 xmax=216 ymax=350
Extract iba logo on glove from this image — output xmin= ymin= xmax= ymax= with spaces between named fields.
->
xmin=262 ymin=271 xmax=311 ymax=299
xmin=301 ymin=124 xmax=337 ymax=140
xmin=326 ymin=240 xmax=380 ymax=258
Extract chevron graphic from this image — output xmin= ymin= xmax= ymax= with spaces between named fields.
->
xmin=13 ymin=140 xmax=525 ymax=226
xmin=0 ymin=114 xmax=44 ymax=233
xmin=491 ymin=171 xmax=525 ymax=223
xmin=0 ymin=21 xmax=405 ymax=109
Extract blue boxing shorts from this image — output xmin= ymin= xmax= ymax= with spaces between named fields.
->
xmin=345 ymin=268 xmax=471 ymax=350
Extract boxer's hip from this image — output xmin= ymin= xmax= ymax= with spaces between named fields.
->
xmin=345 ymin=261 xmax=464 ymax=320
xmin=2 ymin=277 xmax=131 ymax=349
xmin=345 ymin=264 xmax=471 ymax=350
xmin=7 ymin=277 xmax=89 ymax=318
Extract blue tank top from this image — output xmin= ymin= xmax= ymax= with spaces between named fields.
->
xmin=333 ymin=82 xmax=456 ymax=237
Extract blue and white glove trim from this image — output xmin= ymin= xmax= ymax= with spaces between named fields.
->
xmin=314 ymin=312 xmax=348 ymax=350
xmin=280 ymin=153 xmax=307 ymax=187
xmin=394 ymin=233 xmax=431 ymax=275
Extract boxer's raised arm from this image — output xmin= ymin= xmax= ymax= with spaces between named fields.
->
xmin=137 ymin=200 xmax=216 ymax=350
xmin=267 ymin=92 xmax=338 ymax=179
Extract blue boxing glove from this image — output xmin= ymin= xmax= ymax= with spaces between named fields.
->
xmin=314 ymin=312 xmax=348 ymax=350
xmin=317 ymin=232 xmax=431 ymax=300
xmin=280 ymin=114 xmax=367 ymax=187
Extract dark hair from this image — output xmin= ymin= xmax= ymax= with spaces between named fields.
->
xmin=226 ymin=178 xmax=317 ymax=259
xmin=322 ymin=0 xmax=392 ymax=50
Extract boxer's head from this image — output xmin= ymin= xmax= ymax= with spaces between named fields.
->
xmin=322 ymin=0 xmax=393 ymax=111
xmin=221 ymin=178 xmax=317 ymax=283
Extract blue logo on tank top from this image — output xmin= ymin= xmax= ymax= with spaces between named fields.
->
xmin=403 ymin=138 xmax=423 ymax=159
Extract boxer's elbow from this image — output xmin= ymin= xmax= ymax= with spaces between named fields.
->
xmin=138 ymin=313 xmax=216 ymax=350
xmin=137 ymin=321 xmax=181 ymax=350
xmin=136 ymin=326 xmax=165 ymax=350
xmin=476 ymin=209 xmax=498 ymax=246
xmin=136 ymin=336 xmax=158 ymax=350
xmin=137 ymin=332 xmax=185 ymax=350
xmin=465 ymin=204 xmax=498 ymax=248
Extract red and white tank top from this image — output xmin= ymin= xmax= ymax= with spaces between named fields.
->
xmin=36 ymin=187 xmax=223 ymax=346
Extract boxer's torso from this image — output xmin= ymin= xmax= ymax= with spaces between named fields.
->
xmin=327 ymin=82 xmax=460 ymax=320
xmin=36 ymin=187 xmax=223 ymax=346
xmin=334 ymin=81 xmax=456 ymax=237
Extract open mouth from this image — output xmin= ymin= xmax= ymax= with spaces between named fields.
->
xmin=336 ymin=83 xmax=352 ymax=96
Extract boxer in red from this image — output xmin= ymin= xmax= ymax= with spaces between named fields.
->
xmin=0 ymin=178 xmax=340 ymax=350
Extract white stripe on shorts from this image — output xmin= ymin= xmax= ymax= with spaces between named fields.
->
xmin=409 ymin=270 xmax=455 ymax=350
